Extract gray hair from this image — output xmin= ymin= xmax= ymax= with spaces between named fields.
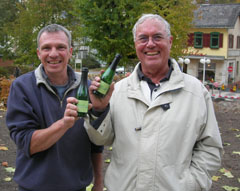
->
xmin=132 ymin=14 xmax=171 ymax=41
xmin=37 ymin=24 xmax=72 ymax=48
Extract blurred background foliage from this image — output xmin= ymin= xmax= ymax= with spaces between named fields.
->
xmin=0 ymin=0 xmax=239 ymax=75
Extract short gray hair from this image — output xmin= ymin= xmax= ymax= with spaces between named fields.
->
xmin=37 ymin=24 xmax=72 ymax=48
xmin=132 ymin=14 xmax=171 ymax=41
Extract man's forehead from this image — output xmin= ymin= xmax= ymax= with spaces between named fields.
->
xmin=136 ymin=20 xmax=166 ymax=35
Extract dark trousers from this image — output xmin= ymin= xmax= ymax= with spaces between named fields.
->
xmin=19 ymin=186 xmax=86 ymax=191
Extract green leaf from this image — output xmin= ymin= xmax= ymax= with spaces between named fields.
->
xmin=5 ymin=167 xmax=15 ymax=173
xmin=108 ymin=146 xmax=112 ymax=151
xmin=219 ymin=168 xmax=234 ymax=178
xmin=86 ymin=183 xmax=93 ymax=191
xmin=232 ymin=151 xmax=240 ymax=155
xmin=223 ymin=143 xmax=231 ymax=146
xmin=222 ymin=185 xmax=239 ymax=191
xmin=104 ymin=159 xmax=111 ymax=163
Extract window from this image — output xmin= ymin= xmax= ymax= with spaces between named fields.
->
xmin=228 ymin=34 xmax=234 ymax=48
xmin=210 ymin=32 xmax=219 ymax=49
xmin=237 ymin=36 xmax=240 ymax=49
xmin=194 ymin=32 xmax=203 ymax=48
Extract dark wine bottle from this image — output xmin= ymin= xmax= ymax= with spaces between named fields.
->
xmin=94 ymin=53 xmax=122 ymax=97
xmin=76 ymin=67 xmax=89 ymax=117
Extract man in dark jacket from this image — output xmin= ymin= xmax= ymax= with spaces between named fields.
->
xmin=6 ymin=24 xmax=104 ymax=191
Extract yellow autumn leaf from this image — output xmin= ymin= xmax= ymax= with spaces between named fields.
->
xmin=108 ymin=147 xmax=112 ymax=151
xmin=105 ymin=159 xmax=111 ymax=163
xmin=4 ymin=177 xmax=12 ymax=182
xmin=212 ymin=176 xmax=221 ymax=181
xmin=0 ymin=146 xmax=8 ymax=151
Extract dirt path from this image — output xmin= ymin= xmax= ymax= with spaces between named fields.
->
xmin=0 ymin=99 xmax=240 ymax=191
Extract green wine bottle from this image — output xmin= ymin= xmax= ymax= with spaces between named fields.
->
xmin=76 ymin=67 xmax=89 ymax=117
xmin=94 ymin=53 xmax=122 ymax=97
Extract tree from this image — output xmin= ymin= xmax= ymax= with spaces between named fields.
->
xmin=3 ymin=0 xmax=77 ymax=66
xmin=196 ymin=0 xmax=239 ymax=4
xmin=0 ymin=0 xmax=18 ymax=59
xmin=73 ymin=0 xmax=196 ymax=65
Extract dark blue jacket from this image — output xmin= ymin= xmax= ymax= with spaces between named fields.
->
xmin=6 ymin=65 xmax=103 ymax=191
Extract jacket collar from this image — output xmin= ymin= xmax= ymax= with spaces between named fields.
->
xmin=127 ymin=58 xmax=185 ymax=97
xmin=34 ymin=64 xmax=81 ymax=91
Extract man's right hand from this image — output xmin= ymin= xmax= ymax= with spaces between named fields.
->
xmin=64 ymin=97 xmax=79 ymax=129
xmin=89 ymin=76 xmax=114 ymax=112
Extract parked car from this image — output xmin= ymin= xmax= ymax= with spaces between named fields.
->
xmin=116 ymin=66 xmax=124 ymax=74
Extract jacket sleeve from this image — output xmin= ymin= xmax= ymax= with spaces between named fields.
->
xmin=6 ymin=78 xmax=42 ymax=158
xmin=84 ymin=107 xmax=114 ymax=146
xmin=190 ymin=87 xmax=223 ymax=190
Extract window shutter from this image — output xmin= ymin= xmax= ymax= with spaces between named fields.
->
xmin=219 ymin=33 xmax=223 ymax=48
xmin=188 ymin=33 xmax=194 ymax=46
xmin=203 ymin=33 xmax=210 ymax=47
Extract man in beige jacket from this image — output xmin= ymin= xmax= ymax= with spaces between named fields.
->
xmin=69 ymin=14 xmax=223 ymax=191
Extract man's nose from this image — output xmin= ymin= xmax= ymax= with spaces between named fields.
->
xmin=146 ymin=37 xmax=155 ymax=47
xmin=49 ymin=47 xmax=58 ymax=57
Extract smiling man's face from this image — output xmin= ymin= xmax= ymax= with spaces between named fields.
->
xmin=37 ymin=31 xmax=72 ymax=79
xmin=135 ymin=18 xmax=172 ymax=72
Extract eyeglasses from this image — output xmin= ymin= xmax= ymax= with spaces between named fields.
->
xmin=136 ymin=34 xmax=167 ymax=44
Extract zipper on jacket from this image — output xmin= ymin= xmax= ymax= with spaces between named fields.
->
xmin=59 ymin=81 xmax=77 ymax=108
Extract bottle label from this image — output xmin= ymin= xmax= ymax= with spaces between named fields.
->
xmin=97 ymin=80 xmax=110 ymax=95
xmin=77 ymin=100 xmax=89 ymax=113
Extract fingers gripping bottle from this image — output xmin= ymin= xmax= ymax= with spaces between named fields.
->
xmin=94 ymin=53 xmax=122 ymax=97
xmin=76 ymin=67 xmax=89 ymax=117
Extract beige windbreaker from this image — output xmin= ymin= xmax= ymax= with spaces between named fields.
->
xmin=85 ymin=59 xmax=223 ymax=191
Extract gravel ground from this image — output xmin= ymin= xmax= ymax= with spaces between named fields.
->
xmin=0 ymin=99 xmax=240 ymax=191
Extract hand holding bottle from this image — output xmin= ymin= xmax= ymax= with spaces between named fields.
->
xmin=93 ymin=54 xmax=121 ymax=97
xmin=89 ymin=76 xmax=115 ymax=111
xmin=76 ymin=67 xmax=89 ymax=117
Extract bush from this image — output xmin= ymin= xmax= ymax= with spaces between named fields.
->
xmin=0 ymin=65 xmax=34 ymax=78
xmin=0 ymin=67 xmax=9 ymax=78
xmin=82 ymin=55 xmax=101 ymax=69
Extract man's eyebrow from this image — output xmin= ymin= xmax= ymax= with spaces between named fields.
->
xmin=153 ymin=32 xmax=164 ymax=36
xmin=137 ymin=32 xmax=164 ymax=37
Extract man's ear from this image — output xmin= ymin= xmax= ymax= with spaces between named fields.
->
xmin=37 ymin=48 xmax=41 ymax=59
xmin=69 ymin=47 xmax=73 ymax=57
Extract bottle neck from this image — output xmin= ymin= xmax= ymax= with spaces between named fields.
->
xmin=109 ymin=54 xmax=122 ymax=71
xmin=81 ymin=70 xmax=88 ymax=84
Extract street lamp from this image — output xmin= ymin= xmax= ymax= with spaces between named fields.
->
xmin=200 ymin=57 xmax=211 ymax=84
xmin=178 ymin=57 xmax=190 ymax=72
